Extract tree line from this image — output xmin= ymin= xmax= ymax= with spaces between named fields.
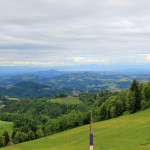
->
xmin=92 ymin=79 xmax=150 ymax=122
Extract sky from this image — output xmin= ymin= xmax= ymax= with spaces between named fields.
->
xmin=0 ymin=0 xmax=150 ymax=67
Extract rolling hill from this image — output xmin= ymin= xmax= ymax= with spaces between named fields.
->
xmin=0 ymin=72 xmax=150 ymax=97
xmin=1 ymin=108 xmax=150 ymax=150
xmin=0 ymin=81 xmax=72 ymax=98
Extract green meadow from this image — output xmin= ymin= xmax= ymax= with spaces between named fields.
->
xmin=49 ymin=97 xmax=82 ymax=105
xmin=1 ymin=108 xmax=150 ymax=150
xmin=0 ymin=121 xmax=13 ymax=136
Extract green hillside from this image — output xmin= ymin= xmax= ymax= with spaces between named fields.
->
xmin=0 ymin=81 xmax=73 ymax=98
xmin=0 ymin=121 xmax=13 ymax=136
xmin=50 ymin=97 xmax=82 ymax=105
xmin=1 ymin=108 xmax=150 ymax=150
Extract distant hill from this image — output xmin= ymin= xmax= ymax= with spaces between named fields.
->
xmin=30 ymin=70 xmax=70 ymax=78
xmin=0 ymin=74 xmax=48 ymax=86
xmin=1 ymin=108 xmax=150 ymax=150
xmin=47 ymin=73 xmax=133 ymax=92
xmin=0 ymin=81 xmax=72 ymax=98
xmin=0 ymin=72 xmax=149 ymax=94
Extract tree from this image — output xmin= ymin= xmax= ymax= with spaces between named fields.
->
xmin=141 ymin=100 xmax=149 ymax=110
xmin=110 ymin=106 xmax=115 ymax=118
xmin=3 ymin=131 xmax=10 ymax=146
xmin=11 ymin=130 xmax=17 ymax=139
xmin=117 ymin=90 xmax=127 ymax=111
xmin=20 ymin=132 xmax=28 ymax=142
xmin=141 ymin=83 xmax=150 ymax=110
xmin=114 ymin=100 xmax=123 ymax=117
xmin=36 ymin=129 xmax=44 ymax=138
xmin=14 ymin=131 xmax=21 ymax=144
xmin=57 ymin=115 xmax=68 ymax=131
xmin=99 ymin=103 xmax=107 ymax=121
xmin=67 ymin=110 xmax=78 ymax=128
xmin=27 ymin=130 xmax=35 ymax=140
xmin=141 ymin=83 xmax=150 ymax=102
xmin=126 ymin=91 xmax=136 ymax=114
xmin=0 ymin=135 xmax=5 ymax=147
xmin=130 ymin=79 xmax=141 ymax=111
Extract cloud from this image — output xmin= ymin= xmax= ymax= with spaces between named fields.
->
xmin=0 ymin=0 xmax=150 ymax=66
xmin=0 ymin=61 xmax=53 ymax=66
xmin=68 ymin=57 xmax=108 ymax=64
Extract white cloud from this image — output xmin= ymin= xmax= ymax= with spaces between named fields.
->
xmin=0 ymin=0 xmax=150 ymax=66
xmin=68 ymin=57 xmax=109 ymax=64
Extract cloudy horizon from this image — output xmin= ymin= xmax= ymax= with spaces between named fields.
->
xmin=1 ymin=0 xmax=150 ymax=66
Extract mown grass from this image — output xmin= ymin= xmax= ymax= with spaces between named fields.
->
xmin=1 ymin=108 xmax=150 ymax=150
xmin=0 ymin=121 xmax=13 ymax=136
xmin=7 ymin=98 xmax=20 ymax=101
xmin=49 ymin=97 xmax=82 ymax=105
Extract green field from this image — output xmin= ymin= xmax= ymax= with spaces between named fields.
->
xmin=0 ymin=120 xmax=13 ymax=136
xmin=7 ymin=98 xmax=20 ymax=101
xmin=1 ymin=108 xmax=150 ymax=150
xmin=49 ymin=97 xmax=82 ymax=105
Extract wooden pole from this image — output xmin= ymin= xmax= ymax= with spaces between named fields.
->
xmin=90 ymin=111 xmax=93 ymax=150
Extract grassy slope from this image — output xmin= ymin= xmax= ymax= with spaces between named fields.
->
xmin=50 ymin=97 xmax=82 ymax=105
xmin=1 ymin=108 xmax=150 ymax=150
xmin=0 ymin=121 xmax=13 ymax=136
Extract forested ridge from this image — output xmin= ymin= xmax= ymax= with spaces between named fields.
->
xmin=0 ymin=79 xmax=150 ymax=147
xmin=0 ymin=73 xmax=150 ymax=98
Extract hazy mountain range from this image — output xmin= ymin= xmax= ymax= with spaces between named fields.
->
xmin=0 ymin=64 xmax=150 ymax=77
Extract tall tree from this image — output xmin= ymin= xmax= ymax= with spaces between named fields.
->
xmin=126 ymin=91 xmax=136 ymax=114
xmin=141 ymin=83 xmax=150 ymax=101
xmin=114 ymin=100 xmax=123 ymax=117
xmin=130 ymin=79 xmax=141 ymax=111
xmin=3 ymin=131 xmax=9 ymax=146
xmin=99 ymin=103 xmax=107 ymax=120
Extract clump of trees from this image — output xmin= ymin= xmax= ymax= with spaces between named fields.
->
xmin=79 ymin=93 xmax=97 ymax=105
xmin=0 ymin=110 xmax=90 ymax=146
xmin=93 ymin=79 xmax=150 ymax=122
xmin=51 ymin=93 xmax=68 ymax=99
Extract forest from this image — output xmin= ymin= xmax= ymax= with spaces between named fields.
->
xmin=0 ymin=79 xmax=150 ymax=147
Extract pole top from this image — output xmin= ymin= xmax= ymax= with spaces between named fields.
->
xmin=90 ymin=110 xmax=93 ymax=132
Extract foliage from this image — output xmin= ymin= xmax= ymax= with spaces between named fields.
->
xmin=130 ymin=79 xmax=141 ymax=111
xmin=0 ymin=135 xmax=5 ymax=147
xmin=51 ymin=93 xmax=68 ymax=99
xmin=1 ymin=98 xmax=85 ymax=119
xmin=79 ymin=93 xmax=97 ymax=105
xmin=0 ymin=81 xmax=73 ymax=98
xmin=3 ymin=131 xmax=10 ymax=146
xmin=36 ymin=129 xmax=44 ymax=138
xmin=126 ymin=91 xmax=136 ymax=113
xmin=1 ymin=108 xmax=150 ymax=150
xmin=0 ymin=79 xmax=150 ymax=148
xmin=27 ymin=130 xmax=35 ymax=140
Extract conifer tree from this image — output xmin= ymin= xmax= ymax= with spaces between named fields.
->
xmin=3 ymin=131 xmax=9 ymax=146
xmin=130 ymin=79 xmax=141 ymax=111
xmin=126 ymin=90 xmax=136 ymax=113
